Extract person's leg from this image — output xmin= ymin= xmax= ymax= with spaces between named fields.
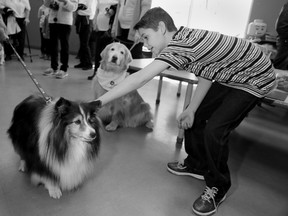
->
xmin=192 ymin=83 xmax=259 ymax=215
xmin=273 ymin=38 xmax=288 ymax=69
xmin=40 ymin=28 xmax=45 ymax=58
xmin=48 ymin=23 xmax=58 ymax=71
xmin=79 ymin=20 xmax=92 ymax=69
xmin=58 ymin=24 xmax=71 ymax=73
xmin=15 ymin=18 xmax=26 ymax=59
xmin=88 ymin=31 xmax=106 ymax=80
xmin=168 ymin=82 xmax=231 ymax=178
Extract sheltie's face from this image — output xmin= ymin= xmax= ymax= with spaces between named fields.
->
xmin=39 ymin=98 xmax=102 ymax=162
xmin=64 ymin=104 xmax=99 ymax=142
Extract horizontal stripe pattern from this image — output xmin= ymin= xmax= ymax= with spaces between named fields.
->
xmin=156 ymin=27 xmax=276 ymax=97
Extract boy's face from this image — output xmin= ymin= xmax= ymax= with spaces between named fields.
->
xmin=138 ymin=27 xmax=167 ymax=56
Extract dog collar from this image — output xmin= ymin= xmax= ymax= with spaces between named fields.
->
xmin=96 ymin=68 xmax=128 ymax=91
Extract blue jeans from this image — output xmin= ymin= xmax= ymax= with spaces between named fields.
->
xmin=184 ymin=82 xmax=259 ymax=194
xmin=49 ymin=23 xmax=71 ymax=72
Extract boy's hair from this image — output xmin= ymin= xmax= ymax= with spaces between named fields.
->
xmin=134 ymin=7 xmax=177 ymax=32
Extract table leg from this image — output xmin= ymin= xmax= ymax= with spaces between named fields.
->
xmin=156 ymin=75 xmax=163 ymax=104
xmin=176 ymin=83 xmax=194 ymax=144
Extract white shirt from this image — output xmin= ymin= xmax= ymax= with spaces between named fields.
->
xmin=77 ymin=0 xmax=97 ymax=20
xmin=117 ymin=0 xmax=136 ymax=29
xmin=95 ymin=0 xmax=118 ymax=31
xmin=2 ymin=0 xmax=31 ymax=18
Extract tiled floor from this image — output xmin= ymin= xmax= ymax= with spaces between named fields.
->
xmin=0 ymin=50 xmax=287 ymax=216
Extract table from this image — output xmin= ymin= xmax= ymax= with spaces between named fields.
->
xmin=129 ymin=58 xmax=198 ymax=144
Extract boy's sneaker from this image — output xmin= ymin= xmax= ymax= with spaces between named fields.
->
xmin=55 ymin=70 xmax=68 ymax=79
xmin=167 ymin=161 xmax=205 ymax=180
xmin=192 ymin=186 xmax=226 ymax=216
xmin=43 ymin=68 xmax=58 ymax=76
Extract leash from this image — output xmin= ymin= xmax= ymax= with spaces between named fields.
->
xmin=7 ymin=40 xmax=52 ymax=104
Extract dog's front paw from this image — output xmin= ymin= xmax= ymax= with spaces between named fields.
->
xmin=47 ymin=186 xmax=62 ymax=199
xmin=18 ymin=160 xmax=26 ymax=172
xmin=105 ymin=122 xmax=118 ymax=131
xmin=145 ymin=120 xmax=154 ymax=129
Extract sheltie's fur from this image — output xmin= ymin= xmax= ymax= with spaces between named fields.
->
xmin=92 ymin=42 xmax=153 ymax=131
xmin=7 ymin=95 xmax=102 ymax=199
xmin=0 ymin=42 xmax=4 ymax=65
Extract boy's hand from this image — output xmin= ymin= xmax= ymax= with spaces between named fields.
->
xmin=177 ymin=109 xmax=195 ymax=130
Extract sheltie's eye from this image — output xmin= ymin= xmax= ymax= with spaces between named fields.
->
xmin=74 ymin=119 xmax=81 ymax=125
xmin=89 ymin=116 xmax=96 ymax=124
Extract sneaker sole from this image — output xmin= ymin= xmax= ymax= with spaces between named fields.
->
xmin=55 ymin=75 xmax=68 ymax=79
xmin=192 ymin=194 xmax=227 ymax=216
xmin=166 ymin=166 xmax=204 ymax=180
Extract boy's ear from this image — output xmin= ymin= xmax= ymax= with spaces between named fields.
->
xmin=158 ymin=21 xmax=166 ymax=35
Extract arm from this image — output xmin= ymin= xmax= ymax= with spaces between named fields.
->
xmin=24 ymin=8 xmax=30 ymax=25
xmin=96 ymin=60 xmax=169 ymax=105
xmin=177 ymin=77 xmax=212 ymax=129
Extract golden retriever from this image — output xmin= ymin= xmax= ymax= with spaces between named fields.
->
xmin=92 ymin=42 xmax=153 ymax=131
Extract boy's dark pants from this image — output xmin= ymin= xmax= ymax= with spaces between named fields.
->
xmin=184 ymin=82 xmax=259 ymax=195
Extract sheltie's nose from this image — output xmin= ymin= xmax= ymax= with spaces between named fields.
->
xmin=90 ymin=132 xmax=96 ymax=139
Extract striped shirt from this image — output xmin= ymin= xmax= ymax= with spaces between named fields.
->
xmin=156 ymin=27 xmax=276 ymax=97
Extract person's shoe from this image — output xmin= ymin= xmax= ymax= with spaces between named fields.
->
xmin=167 ymin=161 xmax=205 ymax=180
xmin=74 ymin=63 xmax=84 ymax=68
xmin=192 ymin=186 xmax=226 ymax=216
xmin=43 ymin=68 xmax=58 ymax=76
xmin=82 ymin=65 xmax=93 ymax=70
xmin=55 ymin=70 xmax=68 ymax=79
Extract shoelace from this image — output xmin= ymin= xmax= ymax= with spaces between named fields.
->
xmin=201 ymin=186 xmax=219 ymax=209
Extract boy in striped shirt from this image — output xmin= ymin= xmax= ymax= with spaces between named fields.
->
xmin=96 ymin=7 xmax=276 ymax=215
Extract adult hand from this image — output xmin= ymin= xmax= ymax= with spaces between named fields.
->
xmin=24 ymin=18 xmax=30 ymax=25
xmin=177 ymin=108 xmax=195 ymax=130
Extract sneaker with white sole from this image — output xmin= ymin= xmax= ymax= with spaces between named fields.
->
xmin=167 ymin=161 xmax=205 ymax=180
xmin=43 ymin=68 xmax=58 ymax=76
xmin=192 ymin=186 xmax=227 ymax=216
xmin=55 ymin=70 xmax=68 ymax=79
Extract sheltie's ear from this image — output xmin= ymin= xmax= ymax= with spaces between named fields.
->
xmin=88 ymin=100 xmax=102 ymax=113
xmin=55 ymin=97 xmax=71 ymax=115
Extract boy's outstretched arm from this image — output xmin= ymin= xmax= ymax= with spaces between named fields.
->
xmin=96 ymin=60 xmax=169 ymax=105
xmin=178 ymin=77 xmax=212 ymax=129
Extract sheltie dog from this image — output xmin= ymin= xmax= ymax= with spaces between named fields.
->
xmin=92 ymin=42 xmax=153 ymax=131
xmin=7 ymin=94 xmax=102 ymax=199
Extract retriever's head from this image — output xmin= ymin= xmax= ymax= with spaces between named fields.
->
xmin=100 ymin=42 xmax=133 ymax=72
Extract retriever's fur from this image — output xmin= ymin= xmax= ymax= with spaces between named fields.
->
xmin=92 ymin=42 xmax=153 ymax=131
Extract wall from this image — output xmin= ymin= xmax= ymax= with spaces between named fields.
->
xmin=27 ymin=0 xmax=287 ymax=52
xmin=27 ymin=0 xmax=79 ymax=54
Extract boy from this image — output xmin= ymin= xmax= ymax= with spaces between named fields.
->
xmin=95 ymin=7 xmax=276 ymax=215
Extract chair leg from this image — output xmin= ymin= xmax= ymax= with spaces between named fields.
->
xmin=177 ymin=81 xmax=182 ymax=97
xmin=176 ymin=83 xmax=194 ymax=144
xmin=156 ymin=75 xmax=163 ymax=104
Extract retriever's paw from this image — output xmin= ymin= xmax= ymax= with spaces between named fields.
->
xmin=105 ymin=122 xmax=118 ymax=131
xmin=145 ymin=120 xmax=154 ymax=129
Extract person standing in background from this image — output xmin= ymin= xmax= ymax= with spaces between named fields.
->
xmin=87 ymin=0 xmax=118 ymax=80
xmin=111 ymin=0 xmax=151 ymax=59
xmin=42 ymin=0 xmax=78 ymax=79
xmin=74 ymin=0 xmax=97 ymax=71
xmin=1 ymin=0 xmax=30 ymax=61
xmin=274 ymin=2 xmax=288 ymax=70
xmin=38 ymin=0 xmax=50 ymax=60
